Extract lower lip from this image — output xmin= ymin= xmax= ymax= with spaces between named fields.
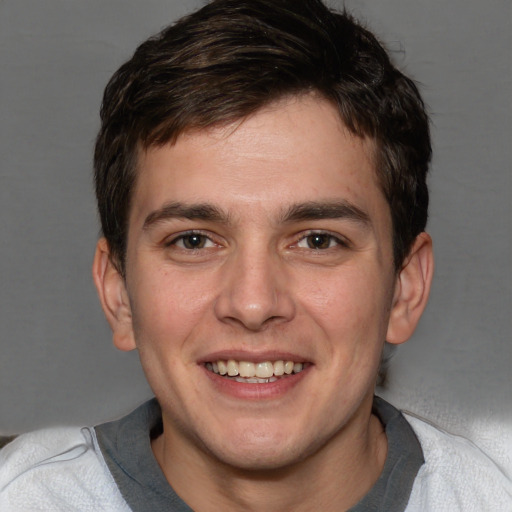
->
xmin=202 ymin=365 xmax=311 ymax=400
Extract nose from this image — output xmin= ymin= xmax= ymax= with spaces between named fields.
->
xmin=214 ymin=246 xmax=296 ymax=331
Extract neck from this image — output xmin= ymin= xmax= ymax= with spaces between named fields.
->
xmin=152 ymin=399 xmax=387 ymax=512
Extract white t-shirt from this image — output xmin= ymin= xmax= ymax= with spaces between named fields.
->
xmin=0 ymin=398 xmax=510 ymax=511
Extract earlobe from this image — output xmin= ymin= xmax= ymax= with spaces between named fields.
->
xmin=92 ymin=238 xmax=137 ymax=351
xmin=386 ymin=232 xmax=434 ymax=345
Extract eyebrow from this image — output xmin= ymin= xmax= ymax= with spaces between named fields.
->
xmin=142 ymin=199 xmax=371 ymax=231
xmin=143 ymin=202 xmax=230 ymax=230
xmin=281 ymin=200 xmax=371 ymax=226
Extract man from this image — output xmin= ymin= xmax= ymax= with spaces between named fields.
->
xmin=0 ymin=0 xmax=510 ymax=510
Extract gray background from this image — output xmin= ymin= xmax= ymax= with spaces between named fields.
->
xmin=1 ymin=0 xmax=510 ymax=469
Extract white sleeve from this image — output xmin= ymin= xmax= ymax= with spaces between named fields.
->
xmin=404 ymin=414 xmax=512 ymax=512
xmin=0 ymin=426 xmax=131 ymax=511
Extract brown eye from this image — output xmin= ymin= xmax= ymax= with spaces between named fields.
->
xmin=296 ymin=232 xmax=348 ymax=251
xmin=306 ymin=234 xmax=333 ymax=249
xmin=171 ymin=233 xmax=213 ymax=249
xmin=182 ymin=234 xmax=206 ymax=249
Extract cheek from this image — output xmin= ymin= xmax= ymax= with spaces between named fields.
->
xmin=299 ymin=265 xmax=392 ymax=344
xmin=303 ymin=268 xmax=366 ymax=312
xmin=128 ymin=266 xmax=216 ymax=349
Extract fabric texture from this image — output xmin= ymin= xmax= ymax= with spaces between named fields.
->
xmin=404 ymin=412 xmax=512 ymax=511
xmin=0 ymin=426 xmax=130 ymax=511
xmin=1 ymin=398 xmax=511 ymax=511
xmin=95 ymin=399 xmax=191 ymax=511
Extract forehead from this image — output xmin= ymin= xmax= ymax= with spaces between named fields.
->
xmin=130 ymin=95 xmax=385 ymax=227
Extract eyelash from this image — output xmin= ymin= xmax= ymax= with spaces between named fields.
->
xmin=165 ymin=230 xmax=349 ymax=252
xmin=165 ymin=231 xmax=217 ymax=250
xmin=295 ymin=231 xmax=349 ymax=250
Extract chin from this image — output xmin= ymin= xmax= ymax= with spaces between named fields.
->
xmin=211 ymin=444 xmax=306 ymax=472
xmin=198 ymin=422 xmax=320 ymax=472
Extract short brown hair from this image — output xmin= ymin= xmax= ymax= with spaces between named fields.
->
xmin=94 ymin=0 xmax=431 ymax=275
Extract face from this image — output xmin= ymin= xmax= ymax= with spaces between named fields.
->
xmin=109 ymin=96 xmax=401 ymax=470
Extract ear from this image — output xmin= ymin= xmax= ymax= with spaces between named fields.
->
xmin=386 ymin=232 xmax=434 ymax=345
xmin=92 ymin=238 xmax=137 ymax=351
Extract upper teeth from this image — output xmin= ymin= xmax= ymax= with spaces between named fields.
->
xmin=206 ymin=360 xmax=304 ymax=378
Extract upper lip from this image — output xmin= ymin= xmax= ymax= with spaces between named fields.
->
xmin=197 ymin=350 xmax=312 ymax=364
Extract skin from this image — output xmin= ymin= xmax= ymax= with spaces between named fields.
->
xmin=94 ymin=95 xmax=433 ymax=511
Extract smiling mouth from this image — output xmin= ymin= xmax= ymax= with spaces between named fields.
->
xmin=205 ymin=359 xmax=308 ymax=383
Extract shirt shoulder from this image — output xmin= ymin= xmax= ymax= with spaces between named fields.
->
xmin=0 ymin=426 xmax=130 ymax=511
xmin=404 ymin=414 xmax=512 ymax=511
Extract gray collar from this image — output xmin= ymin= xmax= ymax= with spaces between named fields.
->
xmin=96 ymin=396 xmax=424 ymax=511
